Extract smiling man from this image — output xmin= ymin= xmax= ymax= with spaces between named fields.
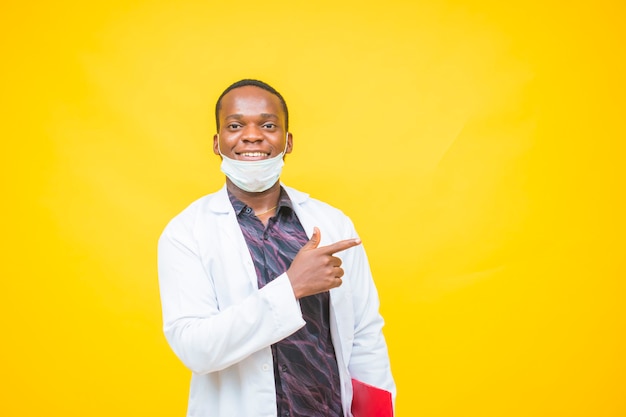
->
xmin=158 ymin=79 xmax=395 ymax=417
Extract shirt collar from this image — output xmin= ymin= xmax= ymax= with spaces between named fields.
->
xmin=227 ymin=186 xmax=294 ymax=217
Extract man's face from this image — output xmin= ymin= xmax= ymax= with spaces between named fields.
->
xmin=213 ymin=85 xmax=292 ymax=160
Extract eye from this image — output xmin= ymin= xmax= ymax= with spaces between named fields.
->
xmin=227 ymin=123 xmax=242 ymax=129
xmin=262 ymin=123 xmax=276 ymax=129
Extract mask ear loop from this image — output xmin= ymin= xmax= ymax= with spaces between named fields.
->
xmin=282 ymin=132 xmax=290 ymax=156
xmin=216 ymin=133 xmax=223 ymax=156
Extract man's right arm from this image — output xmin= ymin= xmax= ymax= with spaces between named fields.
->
xmin=286 ymin=226 xmax=362 ymax=299
xmin=157 ymin=219 xmax=305 ymax=375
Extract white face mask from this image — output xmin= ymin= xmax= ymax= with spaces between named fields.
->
xmin=217 ymin=133 xmax=288 ymax=193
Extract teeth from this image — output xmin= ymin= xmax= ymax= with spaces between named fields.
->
xmin=240 ymin=152 xmax=267 ymax=157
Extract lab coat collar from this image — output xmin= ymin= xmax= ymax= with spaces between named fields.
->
xmin=207 ymin=183 xmax=310 ymax=214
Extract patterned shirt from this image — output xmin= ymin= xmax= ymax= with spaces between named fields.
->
xmin=229 ymin=188 xmax=343 ymax=417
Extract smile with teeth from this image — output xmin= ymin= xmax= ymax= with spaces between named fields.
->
xmin=239 ymin=152 xmax=269 ymax=157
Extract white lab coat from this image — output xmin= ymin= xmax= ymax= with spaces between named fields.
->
xmin=158 ymin=184 xmax=395 ymax=417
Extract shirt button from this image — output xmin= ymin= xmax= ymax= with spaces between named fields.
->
xmin=245 ymin=207 xmax=252 ymax=214
xmin=262 ymin=364 xmax=270 ymax=371
xmin=281 ymin=364 xmax=288 ymax=372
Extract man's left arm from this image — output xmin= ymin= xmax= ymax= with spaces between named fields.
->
xmin=344 ymin=227 xmax=396 ymax=401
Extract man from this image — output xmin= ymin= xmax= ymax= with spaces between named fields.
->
xmin=158 ymin=79 xmax=395 ymax=416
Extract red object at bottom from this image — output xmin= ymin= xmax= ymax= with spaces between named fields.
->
xmin=351 ymin=378 xmax=393 ymax=417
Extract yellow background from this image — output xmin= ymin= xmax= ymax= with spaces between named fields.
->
xmin=2 ymin=0 xmax=625 ymax=416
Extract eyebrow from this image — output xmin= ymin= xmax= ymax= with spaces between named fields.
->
xmin=225 ymin=113 xmax=279 ymax=120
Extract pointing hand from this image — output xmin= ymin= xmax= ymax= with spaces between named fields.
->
xmin=286 ymin=227 xmax=362 ymax=299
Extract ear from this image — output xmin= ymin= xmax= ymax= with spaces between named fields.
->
xmin=213 ymin=133 xmax=220 ymax=156
xmin=285 ymin=132 xmax=294 ymax=154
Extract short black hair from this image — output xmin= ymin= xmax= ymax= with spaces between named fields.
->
xmin=215 ymin=79 xmax=289 ymax=131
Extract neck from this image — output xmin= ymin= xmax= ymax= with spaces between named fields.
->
xmin=226 ymin=178 xmax=281 ymax=212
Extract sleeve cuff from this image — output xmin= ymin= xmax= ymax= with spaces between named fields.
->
xmin=262 ymin=272 xmax=306 ymax=334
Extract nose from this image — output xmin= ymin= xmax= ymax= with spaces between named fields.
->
xmin=241 ymin=124 xmax=263 ymax=142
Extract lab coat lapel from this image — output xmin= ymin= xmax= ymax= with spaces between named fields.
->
xmin=208 ymin=186 xmax=259 ymax=289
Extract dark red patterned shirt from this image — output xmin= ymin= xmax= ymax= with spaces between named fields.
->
xmin=229 ymin=188 xmax=343 ymax=417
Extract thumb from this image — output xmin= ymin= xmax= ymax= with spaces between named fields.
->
xmin=302 ymin=227 xmax=321 ymax=250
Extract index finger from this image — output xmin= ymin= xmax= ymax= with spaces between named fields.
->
xmin=318 ymin=238 xmax=362 ymax=255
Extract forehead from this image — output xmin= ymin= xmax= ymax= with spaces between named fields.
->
xmin=219 ymin=86 xmax=284 ymax=120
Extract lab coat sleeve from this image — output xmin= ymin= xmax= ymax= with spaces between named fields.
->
xmin=344 ymin=222 xmax=396 ymax=402
xmin=157 ymin=215 xmax=306 ymax=375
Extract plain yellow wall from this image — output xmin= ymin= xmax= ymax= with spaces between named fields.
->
xmin=2 ymin=1 xmax=625 ymax=416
